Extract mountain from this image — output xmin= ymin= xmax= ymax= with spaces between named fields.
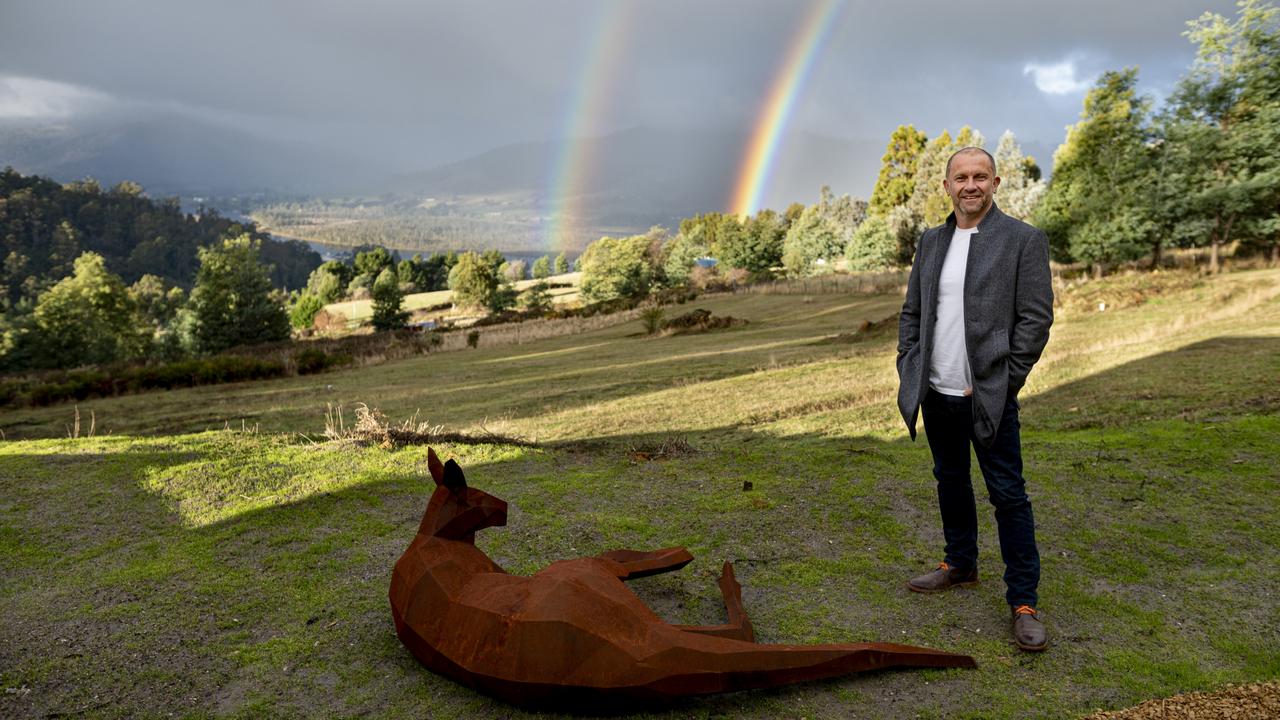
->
xmin=384 ymin=125 xmax=885 ymax=228
xmin=0 ymin=113 xmax=378 ymax=197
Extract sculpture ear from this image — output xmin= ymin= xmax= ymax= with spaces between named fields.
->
xmin=427 ymin=448 xmax=445 ymax=485
xmin=442 ymin=459 xmax=467 ymax=491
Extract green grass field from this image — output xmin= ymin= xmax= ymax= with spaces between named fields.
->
xmin=2 ymin=268 xmax=1277 ymax=719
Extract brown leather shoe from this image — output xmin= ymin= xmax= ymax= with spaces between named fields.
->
xmin=906 ymin=562 xmax=979 ymax=594
xmin=1012 ymin=605 xmax=1047 ymax=651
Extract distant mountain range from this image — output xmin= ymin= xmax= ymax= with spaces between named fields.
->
xmin=0 ymin=114 xmax=379 ymax=197
xmin=384 ymin=125 xmax=887 ymax=226
xmin=0 ymin=112 xmax=1055 ymax=244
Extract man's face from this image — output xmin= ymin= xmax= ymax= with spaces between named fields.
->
xmin=943 ymin=151 xmax=1000 ymax=221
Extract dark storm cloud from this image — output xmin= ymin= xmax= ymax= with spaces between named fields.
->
xmin=0 ymin=0 xmax=1239 ymax=172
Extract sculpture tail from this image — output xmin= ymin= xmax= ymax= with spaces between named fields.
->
xmin=639 ymin=639 xmax=976 ymax=699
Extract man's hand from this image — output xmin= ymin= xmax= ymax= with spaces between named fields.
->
xmin=963 ymin=387 xmax=973 ymax=397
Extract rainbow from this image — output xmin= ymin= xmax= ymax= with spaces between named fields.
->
xmin=543 ymin=1 xmax=628 ymax=254
xmin=729 ymin=0 xmax=845 ymax=217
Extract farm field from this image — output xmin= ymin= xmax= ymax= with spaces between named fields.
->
xmin=2 ymin=268 xmax=1278 ymax=719
xmin=321 ymin=272 xmax=583 ymax=327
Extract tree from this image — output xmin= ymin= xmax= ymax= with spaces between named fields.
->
xmin=532 ymin=255 xmax=551 ymax=279
xmin=290 ymin=292 xmax=324 ymax=330
xmin=780 ymin=187 xmax=858 ymax=276
xmin=129 ymin=274 xmax=185 ymax=329
xmin=579 ymin=233 xmax=657 ymax=302
xmin=845 ymin=216 xmax=898 ymax=271
xmin=716 ymin=209 xmax=785 ymax=272
xmin=887 ymin=204 xmax=926 ymax=263
xmin=554 ymin=252 xmax=570 ymax=275
xmin=354 ymin=247 xmax=394 ymax=278
xmin=992 ymin=130 xmax=1048 ymax=221
xmin=662 ymin=225 xmax=710 ymax=285
xmin=1164 ymin=0 xmax=1280 ymax=270
xmin=307 ymin=261 xmax=351 ymax=303
xmin=502 ymin=259 xmax=528 ymax=283
xmin=449 ymin=251 xmax=508 ymax=311
xmin=188 ymin=235 xmax=291 ymax=354
xmin=1035 ymin=69 xmax=1156 ymax=274
xmin=30 ymin=252 xmax=147 ymax=368
xmin=868 ymin=125 xmax=928 ymax=216
xmin=519 ymin=282 xmax=553 ymax=313
xmin=371 ymin=268 xmax=409 ymax=330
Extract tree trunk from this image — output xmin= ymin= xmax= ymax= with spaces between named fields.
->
xmin=1092 ymin=262 xmax=1103 ymax=279
xmin=1150 ymin=242 xmax=1162 ymax=270
xmin=1209 ymin=240 xmax=1220 ymax=274
xmin=1271 ymin=241 xmax=1279 ymax=267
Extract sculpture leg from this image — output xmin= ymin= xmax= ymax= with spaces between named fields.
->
xmin=676 ymin=562 xmax=756 ymax=642
xmin=598 ymin=547 xmax=694 ymax=579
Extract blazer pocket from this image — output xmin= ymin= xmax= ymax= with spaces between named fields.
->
xmin=972 ymin=329 xmax=1009 ymax=377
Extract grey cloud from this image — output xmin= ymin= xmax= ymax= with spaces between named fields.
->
xmin=0 ymin=0 xmax=1240 ymax=176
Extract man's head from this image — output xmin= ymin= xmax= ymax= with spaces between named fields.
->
xmin=943 ymin=147 xmax=1000 ymax=227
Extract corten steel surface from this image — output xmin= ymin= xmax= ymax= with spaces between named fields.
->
xmin=389 ymin=449 xmax=977 ymax=709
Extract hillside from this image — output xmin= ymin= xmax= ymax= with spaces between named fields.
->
xmin=1 ymin=268 xmax=1277 ymax=718
xmin=0 ymin=168 xmax=321 ymax=300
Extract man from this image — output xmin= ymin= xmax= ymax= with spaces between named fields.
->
xmin=896 ymin=147 xmax=1054 ymax=651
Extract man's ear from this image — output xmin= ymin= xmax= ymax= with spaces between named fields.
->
xmin=427 ymin=448 xmax=445 ymax=485
xmin=442 ymin=459 xmax=467 ymax=491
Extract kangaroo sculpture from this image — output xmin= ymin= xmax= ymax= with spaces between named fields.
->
xmin=389 ymin=449 xmax=976 ymax=708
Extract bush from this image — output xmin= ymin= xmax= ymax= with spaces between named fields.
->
xmin=639 ymin=306 xmax=665 ymax=335
xmin=290 ymin=292 xmax=325 ymax=329
xmin=845 ymin=215 xmax=899 ymax=271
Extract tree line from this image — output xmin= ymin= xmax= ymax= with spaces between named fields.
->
xmin=1 ymin=235 xmax=292 ymax=372
xmin=0 ymin=169 xmax=321 ymax=307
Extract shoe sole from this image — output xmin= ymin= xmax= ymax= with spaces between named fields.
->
xmin=1015 ymin=639 xmax=1048 ymax=652
xmin=905 ymin=579 xmax=979 ymax=594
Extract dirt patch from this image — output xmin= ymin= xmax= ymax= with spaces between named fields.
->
xmin=1082 ymin=680 xmax=1279 ymax=719
xmin=661 ymin=308 xmax=748 ymax=336
xmin=814 ymin=313 xmax=900 ymax=344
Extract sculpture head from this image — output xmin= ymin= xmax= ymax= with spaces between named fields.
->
xmin=418 ymin=448 xmax=508 ymax=542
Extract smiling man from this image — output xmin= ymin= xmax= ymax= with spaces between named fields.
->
xmin=896 ymin=147 xmax=1054 ymax=652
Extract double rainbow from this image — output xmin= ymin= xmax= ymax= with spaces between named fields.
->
xmin=542 ymin=0 xmax=844 ymax=253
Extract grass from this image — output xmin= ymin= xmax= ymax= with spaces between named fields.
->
xmin=1 ymin=267 xmax=1277 ymax=719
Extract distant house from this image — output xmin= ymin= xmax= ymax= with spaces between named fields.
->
xmin=694 ymin=257 xmax=718 ymax=269
xmin=408 ymin=320 xmax=438 ymax=332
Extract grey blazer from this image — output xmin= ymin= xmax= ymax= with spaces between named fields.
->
xmin=896 ymin=204 xmax=1054 ymax=447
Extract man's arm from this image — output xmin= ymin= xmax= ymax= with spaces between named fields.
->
xmin=897 ymin=237 xmax=925 ymax=369
xmin=1007 ymin=229 xmax=1054 ymax=392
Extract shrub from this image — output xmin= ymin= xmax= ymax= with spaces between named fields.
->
xmin=846 ymin=215 xmax=899 ymax=271
xmin=639 ymin=306 xmax=665 ymax=335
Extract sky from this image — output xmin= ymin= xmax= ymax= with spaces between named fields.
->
xmin=0 ymin=0 xmax=1240 ymax=178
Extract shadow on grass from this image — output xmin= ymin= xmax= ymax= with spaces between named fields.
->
xmin=1024 ymin=336 xmax=1280 ymax=431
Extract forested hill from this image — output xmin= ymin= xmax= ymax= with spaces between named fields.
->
xmin=0 ymin=168 xmax=320 ymax=307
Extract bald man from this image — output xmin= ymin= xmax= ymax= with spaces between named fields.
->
xmin=896 ymin=147 xmax=1054 ymax=651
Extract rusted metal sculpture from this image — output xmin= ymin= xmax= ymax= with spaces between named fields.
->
xmin=390 ymin=449 xmax=976 ymax=709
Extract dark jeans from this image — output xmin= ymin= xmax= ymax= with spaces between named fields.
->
xmin=921 ymin=388 xmax=1040 ymax=607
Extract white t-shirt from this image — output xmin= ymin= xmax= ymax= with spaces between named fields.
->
xmin=930 ymin=226 xmax=977 ymax=396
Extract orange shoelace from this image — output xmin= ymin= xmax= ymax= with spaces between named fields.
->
xmin=1014 ymin=604 xmax=1038 ymax=617
xmin=937 ymin=562 xmax=951 ymax=570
